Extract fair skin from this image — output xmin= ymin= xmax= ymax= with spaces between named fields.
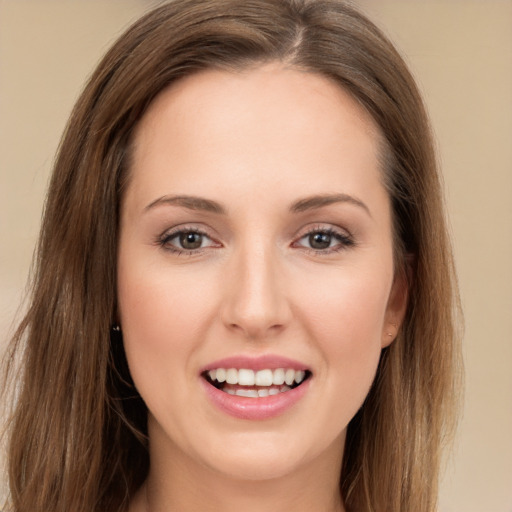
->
xmin=119 ymin=63 xmax=407 ymax=512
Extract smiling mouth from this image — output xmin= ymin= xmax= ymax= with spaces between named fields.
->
xmin=202 ymin=368 xmax=312 ymax=397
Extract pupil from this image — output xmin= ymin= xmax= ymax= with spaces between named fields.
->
xmin=180 ymin=232 xmax=202 ymax=249
xmin=309 ymin=232 xmax=331 ymax=249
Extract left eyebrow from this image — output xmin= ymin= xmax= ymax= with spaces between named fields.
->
xmin=290 ymin=193 xmax=372 ymax=218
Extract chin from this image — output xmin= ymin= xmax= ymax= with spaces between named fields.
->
xmin=205 ymin=449 xmax=309 ymax=482
xmin=192 ymin=428 xmax=345 ymax=483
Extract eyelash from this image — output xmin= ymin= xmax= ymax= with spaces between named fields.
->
xmin=157 ymin=227 xmax=216 ymax=256
xmin=156 ymin=225 xmax=355 ymax=256
xmin=295 ymin=226 xmax=355 ymax=254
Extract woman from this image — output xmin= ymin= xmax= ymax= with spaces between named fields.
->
xmin=2 ymin=1 xmax=462 ymax=511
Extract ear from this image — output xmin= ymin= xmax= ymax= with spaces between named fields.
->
xmin=381 ymin=264 xmax=410 ymax=348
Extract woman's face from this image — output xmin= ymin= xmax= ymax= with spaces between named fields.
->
xmin=118 ymin=64 xmax=406 ymax=482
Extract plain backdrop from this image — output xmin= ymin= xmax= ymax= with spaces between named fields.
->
xmin=1 ymin=1 xmax=511 ymax=511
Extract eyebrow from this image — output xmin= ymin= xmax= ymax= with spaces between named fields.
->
xmin=144 ymin=192 xmax=371 ymax=217
xmin=144 ymin=195 xmax=226 ymax=214
xmin=290 ymin=193 xmax=372 ymax=217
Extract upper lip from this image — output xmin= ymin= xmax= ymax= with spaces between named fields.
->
xmin=200 ymin=354 xmax=310 ymax=373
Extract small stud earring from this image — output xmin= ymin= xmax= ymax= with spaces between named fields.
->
xmin=112 ymin=324 xmax=121 ymax=332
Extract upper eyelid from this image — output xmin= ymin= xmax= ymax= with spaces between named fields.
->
xmin=162 ymin=226 xmax=205 ymax=236
xmin=294 ymin=223 xmax=352 ymax=239
xmin=160 ymin=224 xmax=214 ymax=238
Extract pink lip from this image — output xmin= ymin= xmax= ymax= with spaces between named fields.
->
xmin=200 ymin=377 xmax=311 ymax=420
xmin=200 ymin=354 xmax=309 ymax=372
xmin=199 ymin=354 xmax=311 ymax=421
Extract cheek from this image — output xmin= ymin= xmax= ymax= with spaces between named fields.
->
xmin=299 ymin=265 xmax=390 ymax=342
xmin=296 ymin=265 xmax=391 ymax=399
xmin=116 ymin=256 xmax=218 ymax=391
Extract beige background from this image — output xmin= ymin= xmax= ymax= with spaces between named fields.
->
xmin=1 ymin=1 xmax=511 ymax=510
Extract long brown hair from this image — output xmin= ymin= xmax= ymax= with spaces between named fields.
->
xmin=2 ymin=1 xmax=462 ymax=511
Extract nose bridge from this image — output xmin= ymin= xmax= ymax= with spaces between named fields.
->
xmin=222 ymin=236 xmax=289 ymax=338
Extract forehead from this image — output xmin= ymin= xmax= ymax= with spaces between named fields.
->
xmin=134 ymin=63 xmax=380 ymax=148
xmin=126 ymin=63 xmax=384 ymax=210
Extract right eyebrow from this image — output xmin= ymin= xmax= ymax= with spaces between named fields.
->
xmin=144 ymin=195 xmax=226 ymax=215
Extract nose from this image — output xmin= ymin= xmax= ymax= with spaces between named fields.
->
xmin=220 ymin=242 xmax=291 ymax=340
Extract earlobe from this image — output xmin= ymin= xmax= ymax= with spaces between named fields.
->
xmin=381 ymin=266 xmax=410 ymax=347
xmin=383 ymin=322 xmax=397 ymax=345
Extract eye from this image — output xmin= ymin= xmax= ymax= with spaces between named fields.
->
xmin=307 ymin=232 xmax=335 ymax=250
xmin=177 ymin=232 xmax=205 ymax=250
xmin=294 ymin=227 xmax=354 ymax=253
xmin=158 ymin=228 xmax=218 ymax=254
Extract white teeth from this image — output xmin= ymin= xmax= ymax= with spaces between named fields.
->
xmin=295 ymin=370 xmax=305 ymax=383
xmin=272 ymin=368 xmax=285 ymax=385
xmin=235 ymin=389 xmax=259 ymax=397
xmin=207 ymin=367 xmax=307 ymax=387
xmin=285 ymin=368 xmax=295 ymax=386
xmin=255 ymin=369 xmax=273 ymax=386
xmin=226 ymin=368 xmax=238 ymax=384
xmin=238 ymin=369 xmax=255 ymax=386
xmin=223 ymin=386 xmax=292 ymax=398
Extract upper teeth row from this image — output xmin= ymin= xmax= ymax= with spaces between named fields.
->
xmin=208 ymin=368 xmax=306 ymax=387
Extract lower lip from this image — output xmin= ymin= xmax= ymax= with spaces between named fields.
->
xmin=201 ymin=378 xmax=310 ymax=420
